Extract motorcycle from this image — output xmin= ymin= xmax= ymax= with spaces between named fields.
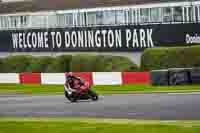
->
xmin=64 ymin=77 xmax=98 ymax=102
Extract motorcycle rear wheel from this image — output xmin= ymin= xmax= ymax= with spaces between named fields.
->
xmin=64 ymin=89 xmax=77 ymax=102
xmin=68 ymin=96 xmax=77 ymax=102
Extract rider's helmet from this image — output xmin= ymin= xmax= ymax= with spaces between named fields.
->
xmin=67 ymin=72 xmax=73 ymax=76
xmin=66 ymin=72 xmax=73 ymax=80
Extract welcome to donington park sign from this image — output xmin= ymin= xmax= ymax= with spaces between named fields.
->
xmin=0 ymin=23 xmax=199 ymax=52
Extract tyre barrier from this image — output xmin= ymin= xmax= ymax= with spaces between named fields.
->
xmin=168 ymin=68 xmax=192 ymax=85
xmin=190 ymin=68 xmax=200 ymax=84
xmin=150 ymin=70 xmax=169 ymax=86
xmin=151 ymin=68 xmax=198 ymax=86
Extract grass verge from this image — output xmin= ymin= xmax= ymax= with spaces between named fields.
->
xmin=0 ymin=84 xmax=200 ymax=95
xmin=0 ymin=118 xmax=200 ymax=133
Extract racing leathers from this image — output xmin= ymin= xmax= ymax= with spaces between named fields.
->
xmin=66 ymin=75 xmax=89 ymax=94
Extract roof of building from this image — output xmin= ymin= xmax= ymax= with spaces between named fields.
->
xmin=0 ymin=0 xmax=190 ymax=14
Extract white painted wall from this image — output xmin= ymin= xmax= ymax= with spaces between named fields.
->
xmin=0 ymin=73 xmax=19 ymax=83
xmin=1 ymin=0 xmax=31 ymax=3
xmin=41 ymin=73 xmax=65 ymax=84
xmin=93 ymin=72 xmax=122 ymax=85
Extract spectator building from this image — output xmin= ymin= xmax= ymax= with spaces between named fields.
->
xmin=0 ymin=0 xmax=199 ymax=65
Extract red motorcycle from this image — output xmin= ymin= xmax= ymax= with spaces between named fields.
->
xmin=64 ymin=76 xmax=98 ymax=102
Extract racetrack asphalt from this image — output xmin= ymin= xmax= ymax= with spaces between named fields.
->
xmin=0 ymin=93 xmax=200 ymax=120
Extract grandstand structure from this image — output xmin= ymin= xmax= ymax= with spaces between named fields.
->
xmin=0 ymin=0 xmax=199 ymax=65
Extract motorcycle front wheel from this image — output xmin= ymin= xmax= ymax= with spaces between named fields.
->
xmin=88 ymin=90 xmax=98 ymax=101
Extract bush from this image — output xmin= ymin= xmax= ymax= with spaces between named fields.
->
xmin=94 ymin=55 xmax=138 ymax=72
xmin=70 ymin=55 xmax=138 ymax=72
xmin=46 ymin=55 xmax=72 ymax=72
xmin=3 ymin=55 xmax=32 ymax=73
xmin=141 ymin=45 xmax=200 ymax=70
xmin=70 ymin=55 xmax=98 ymax=72
xmin=0 ymin=58 xmax=6 ymax=73
xmin=23 ymin=55 xmax=72 ymax=73
xmin=26 ymin=56 xmax=55 ymax=73
xmin=0 ymin=54 xmax=138 ymax=72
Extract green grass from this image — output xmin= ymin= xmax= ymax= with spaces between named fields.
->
xmin=0 ymin=118 xmax=200 ymax=133
xmin=0 ymin=84 xmax=200 ymax=95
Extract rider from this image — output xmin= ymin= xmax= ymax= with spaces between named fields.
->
xmin=65 ymin=72 xmax=89 ymax=94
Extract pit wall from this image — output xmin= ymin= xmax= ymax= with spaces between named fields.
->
xmin=0 ymin=72 xmax=150 ymax=85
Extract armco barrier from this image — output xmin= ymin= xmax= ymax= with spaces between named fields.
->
xmin=122 ymin=72 xmax=150 ymax=84
xmin=20 ymin=73 xmax=41 ymax=84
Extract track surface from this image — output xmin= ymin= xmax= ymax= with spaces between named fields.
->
xmin=0 ymin=93 xmax=200 ymax=120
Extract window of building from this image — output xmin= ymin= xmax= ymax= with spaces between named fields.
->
xmin=96 ymin=11 xmax=103 ymax=25
xmin=124 ymin=10 xmax=129 ymax=24
xmin=192 ymin=6 xmax=196 ymax=22
xmin=128 ymin=9 xmax=132 ymax=24
xmin=57 ymin=13 xmax=74 ymax=27
xmin=47 ymin=15 xmax=57 ymax=27
xmin=150 ymin=8 xmax=161 ymax=23
xmin=129 ymin=9 xmax=140 ymax=24
xmin=19 ymin=16 xmax=29 ymax=28
xmin=183 ymin=6 xmax=194 ymax=22
xmin=102 ymin=10 xmax=115 ymax=25
xmin=65 ymin=13 xmax=73 ymax=26
xmin=173 ymin=6 xmax=183 ymax=22
xmin=0 ymin=17 xmax=3 ymax=29
xmin=24 ymin=16 xmax=29 ymax=27
xmin=140 ymin=8 xmax=149 ymax=23
xmin=183 ymin=7 xmax=187 ymax=22
xmin=116 ymin=10 xmax=125 ymax=24
xmin=0 ymin=16 xmax=8 ymax=29
xmin=9 ymin=16 xmax=19 ymax=28
xmin=3 ymin=16 xmax=9 ymax=29
xmin=196 ymin=6 xmax=200 ymax=22
xmin=77 ymin=12 xmax=86 ymax=26
xmin=193 ymin=6 xmax=198 ymax=22
xmin=73 ymin=13 xmax=78 ymax=26
xmin=31 ymin=15 xmax=47 ymax=28
xmin=57 ymin=14 xmax=65 ymax=27
xmin=87 ymin=11 xmax=97 ymax=25
xmin=0 ymin=17 xmax=1 ymax=29
xmin=163 ymin=7 xmax=172 ymax=22
xmin=20 ymin=16 xmax=23 ymax=26
xmin=136 ymin=9 xmax=140 ymax=24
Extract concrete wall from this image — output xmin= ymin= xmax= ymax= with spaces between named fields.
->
xmin=0 ymin=52 xmax=142 ymax=66
xmin=5 ymin=72 xmax=150 ymax=85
